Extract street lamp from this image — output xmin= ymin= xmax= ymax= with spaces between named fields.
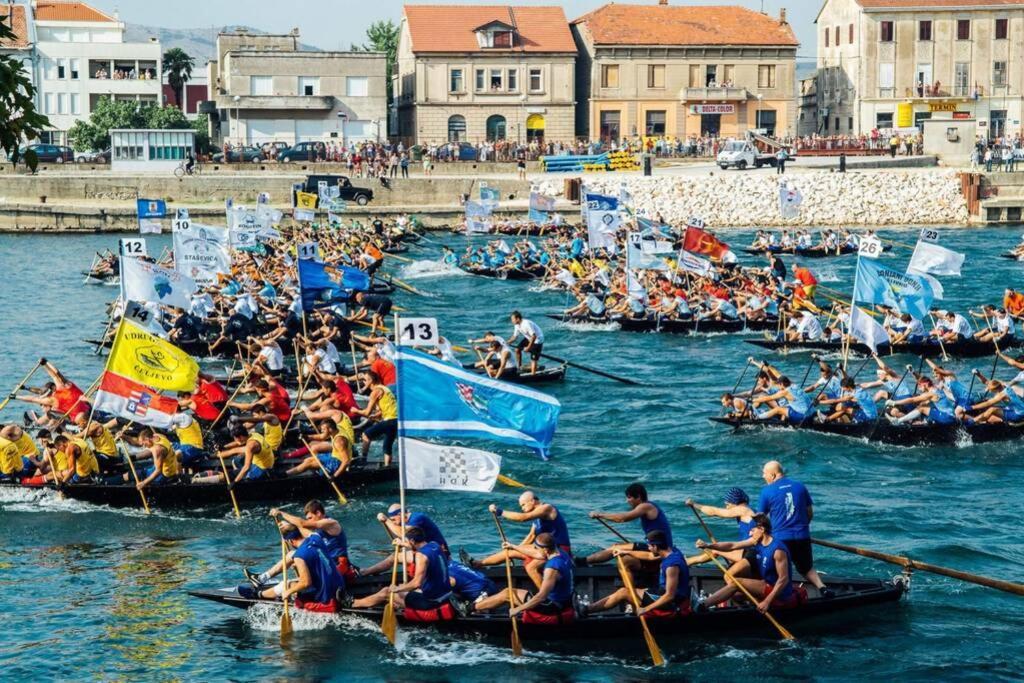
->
xmin=232 ymin=95 xmax=240 ymax=145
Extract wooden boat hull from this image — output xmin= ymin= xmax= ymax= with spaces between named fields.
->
xmin=741 ymin=245 xmax=892 ymax=258
xmin=189 ymin=564 xmax=906 ymax=642
xmin=461 ymin=363 xmax=566 ymax=384
xmin=547 ymin=313 xmax=779 ymax=335
xmin=744 ymin=336 xmax=1019 ymax=359
xmin=459 ymin=266 xmax=543 ymax=280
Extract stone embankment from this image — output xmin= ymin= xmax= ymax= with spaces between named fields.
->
xmin=539 ymin=170 xmax=971 ymax=227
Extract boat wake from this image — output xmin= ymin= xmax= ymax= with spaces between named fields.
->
xmin=554 ymin=320 xmax=621 ymax=333
xmin=399 ymin=260 xmax=466 ymax=281
xmin=815 ymin=266 xmax=842 ymax=282
xmin=390 ymin=630 xmax=639 ymax=668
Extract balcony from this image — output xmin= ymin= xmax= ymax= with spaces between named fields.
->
xmin=682 ymin=86 xmax=748 ymax=101
xmin=214 ymin=94 xmax=336 ymax=110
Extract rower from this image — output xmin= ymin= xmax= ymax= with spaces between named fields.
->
xmin=508 ymin=311 xmax=545 ymax=376
xmin=53 ymin=433 xmax=99 ymax=484
xmin=216 ymin=424 xmax=275 ymax=482
xmin=585 ymin=483 xmax=674 ymax=576
xmin=584 ymin=530 xmax=691 ymax=618
xmin=0 ymin=430 xmax=35 ymax=481
xmin=351 ymin=291 xmax=393 ymax=335
xmin=240 ymin=521 xmax=347 ymax=610
xmin=478 ymin=339 xmax=517 ymax=378
xmin=785 ymin=310 xmax=822 ymax=342
xmin=16 ymin=359 xmax=89 ymax=427
xmin=447 ymin=558 xmax=499 ymax=613
xmin=887 ymin=376 xmax=956 ymax=425
xmin=966 ymin=376 xmax=1024 ymax=424
xmin=464 ymin=492 xmax=572 ymax=588
xmin=925 ymin=360 xmax=978 ymax=418
xmin=973 ymin=306 xmax=1015 ymax=344
xmin=351 ymin=526 xmax=451 ymax=612
xmin=72 ymin=413 xmax=119 ymax=470
xmin=819 ymin=377 xmax=879 ymax=423
xmin=862 ymin=355 xmax=915 ymax=403
xmin=695 ymin=513 xmax=804 ymax=611
xmin=752 ymin=376 xmax=813 ymax=423
xmin=932 ymin=310 xmax=973 ymax=343
xmin=471 ymin=532 xmax=575 ymax=618
xmin=685 ymin=488 xmax=758 ymax=568
xmin=285 ymin=419 xmax=351 ymax=479
xmin=167 ymin=410 xmax=207 ymax=470
xmin=805 ymin=361 xmax=841 ymax=402
xmin=243 ymin=404 xmax=284 ymax=453
xmin=373 ymin=503 xmax=450 ymax=558
xmin=889 ymin=313 xmax=926 ymax=344
xmin=759 ymin=461 xmax=831 ymax=597
xmin=352 ymin=370 xmax=397 ymax=467
xmin=130 ymin=428 xmax=181 ymax=489
xmin=246 ymin=501 xmax=358 ymax=584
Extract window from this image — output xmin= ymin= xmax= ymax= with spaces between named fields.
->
xmin=994 ymin=61 xmax=1008 ymax=87
xmin=489 ymin=69 xmax=502 ymax=91
xmin=835 ymin=117 xmax=840 ymax=130
xmin=70 ymin=59 xmax=80 ymax=80
xmin=474 ymin=68 xmax=486 ymax=91
xmin=601 ymin=64 xmax=619 ymax=88
xmin=688 ymin=64 xmax=701 ymax=87
xmin=957 ymin=19 xmax=970 ymax=40
xmin=57 ymin=93 xmax=66 ymax=114
xmin=758 ymin=65 xmax=776 ymax=89
xmin=70 ymin=93 xmax=80 ymax=115
xmin=507 ymin=68 xmax=518 ymax=92
xmin=955 ymin=62 xmax=970 ymax=95
xmin=447 ymin=115 xmax=466 ymax=142
xmin=848 ymin=116 xmax=853 ymax=131
xmin=879 ymin=62 xmax=895 ymax=89
xmin=298 ymin=77 xmax=319 ymax=96
xmin=492 ymin=30 xmax=512 ymax=48
xmin=919 ymin=20 xmax=932 ymax=41
xmin=825 ymin=28 xmax=829 ymax=48
xmin=876 ymin=112 xmax=893 ymax=128
xmin=599 ymin=110 xmax=620 ymax=140
xmin=849 ymin=23 xmax=854 ymax=43
xmin=880 ymin=21 xmax=894 ymax=42
xmin=705 ymin=64 xmax=717 ymax=86
xmin=57 ymin=59 xmax=67 ymax=79
xmin=756 ymin=109 xmax=777 ymax=135
xmin=834 ymin=26 xmax=840 ymax=46
xmin=723 ymin=64 xmax=735 ymax=85
xmin=45 ymin=58 xmax=56 ymax=79
xmin=44 ymin=93 xmax=53 ymax=114
xmin=346 ymin=77 xmax=368 ymax=97
xmin=648 ymin=64 xmax=665 ymax=89
xmin=645 ymin=110 xmax=666 ymax=136
xmin=450 ymin=68 xmax=464 ymax=92
xmin=823 ymin=116 xmax=829 ymax=131
xmin=528 ymin=67 xmax=543 ymax=92
xmin=996 ymin=18 xmax=1009 ymax=40
xmin=250 ymin=76 xmax=272 ymax=96
xmin=485 ymin=114 xmax=506 ymax=141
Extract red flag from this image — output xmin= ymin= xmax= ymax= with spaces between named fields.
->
xmin=93 ymin=371 xmax=179 ymax=428
xmin=683 ymin=226 xmax=729 ymax=259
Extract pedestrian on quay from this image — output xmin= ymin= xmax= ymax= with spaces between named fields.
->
xmin=985 ymin=147 xmax=994 ymax=172
xmin=776 ymin=148 xmax=787 ymax=174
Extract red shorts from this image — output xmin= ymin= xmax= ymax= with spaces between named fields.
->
xmin=336 ymin=556 xmax=359 ymax=583
xmin=762 ymin=582 xmax=807 ymax=609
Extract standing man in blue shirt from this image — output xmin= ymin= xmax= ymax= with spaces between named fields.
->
xmin=758 ymin=461 xmax=832 ymax=598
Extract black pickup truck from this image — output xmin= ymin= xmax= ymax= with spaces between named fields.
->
xmin=295 ymin=174 xmax=374 ymax=207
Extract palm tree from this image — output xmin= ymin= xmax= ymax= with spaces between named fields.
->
xmin=163 ymin=48 xmax=195 ymax=108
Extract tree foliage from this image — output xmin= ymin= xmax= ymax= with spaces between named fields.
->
xmin=0 ymin=15 xmax=49 ymax=169
xmin=163 ymin=47 xmax=194 ymax=107
xmin=352 ymin=19 xmax=399 ymax=110
xmin=67 ymin=97 xmax=210 ymax=152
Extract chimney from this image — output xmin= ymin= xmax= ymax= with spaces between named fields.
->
xmin=780 ymin=7 xmax=787 ymax=24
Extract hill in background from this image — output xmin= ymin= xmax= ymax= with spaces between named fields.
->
xmin=124 ymin=24 xmax=322 ymax=63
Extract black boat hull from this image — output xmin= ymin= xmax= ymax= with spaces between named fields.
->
xmin=548 ymin=313 xmax=778 ymax=335
xmin=459 ymin=266 xmax=543 ymax=280
xmin=461 ymin=363 xmax=566 ymax=384
xmin=741 ymin=245 xmax=892 ymax=258
xmin=744 ymin=337 xmax=1018 ymax=359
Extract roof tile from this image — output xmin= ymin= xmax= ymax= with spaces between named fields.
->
xmin=404 ymin=5 xmax=576 ymax=53
xmin=858 ymin=0 xmax=1024 ymax=7
xmin=574 ymin=3 xmax=799 ymax=47
xmin=0 ymin=4 xmax=29 ymax=48
xmin=35 ymin=1 xmax=116 ymax=23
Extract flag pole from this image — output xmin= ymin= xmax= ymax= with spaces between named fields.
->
xmin=394 ymin=311 xmax=407 ymax=581
xmin=846 ymin=251 xmax=864 ymax=372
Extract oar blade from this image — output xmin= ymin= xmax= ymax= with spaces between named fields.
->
xmin=510 ymin=618 xmax=523 ymax=656
xmin=641 ymin=620 xmax=666 ymax=666
xmin=280 ymin=602 xmax=293 ymax=637
xmin=381 ymin=599 xmax=397 ymax=645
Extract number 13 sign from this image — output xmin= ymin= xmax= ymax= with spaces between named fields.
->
xmin=398 ymin=317 xmax=439 ymax=347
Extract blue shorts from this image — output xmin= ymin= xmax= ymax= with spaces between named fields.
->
xmin=1 ymin=456 xmax=35 ymax=480
xmin=1004 ymin=407 xmax=1024 ymax=422
xmin=142 ymin=466 xmax=168 ymax=485
xmin=316 ymin=454 xmax=342 ymax=475
xmin=787 ymin=407 xmax=806 ymax=422
xmin=173 ymin=443 xmax=206 ymax=466
xmin=232 ymin=456 xmax=269 ymax=480
xmin=929 ymin=410 xmax=956 ymax=425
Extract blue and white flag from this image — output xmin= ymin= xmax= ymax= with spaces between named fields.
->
xmin=297 ymin=258 xmax=347 ymax=310
xmin=396 ymin=349 xmax=561 ymax=456
xmin=626 ymin=232 xmax=670 ymax=271
xmin=528 ymin=207 xmax=549 ymax=223
xmin=908 ymin=240 xmax=964 ymax=277
xmin=585 ymin=192 xmax=620 ymax=251
xmin=480 ymin=184 xmax=500 ymax=207
xmin=121 ymin=256 xmax=196 ymax=309
xmin=853 ymin=257 xmax=935 ymax=319
xmin=136 ymin=198 xmax=166 ymax=219
xmin=529 ymin=191 xmax=556 ymax=213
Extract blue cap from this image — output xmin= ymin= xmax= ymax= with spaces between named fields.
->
xmin=724 ymin=487 xmax=749 ymax=505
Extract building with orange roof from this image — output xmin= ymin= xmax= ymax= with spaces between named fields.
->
xmin=395 ymin=5 xmax=577 ymax=145
xmin=572 ymin=1 xmax=799 ymax=142
xmin=31 ymin=0 xmax=162 ymax=146
xmin=816 ymin=0 xmax=1024 ymax=139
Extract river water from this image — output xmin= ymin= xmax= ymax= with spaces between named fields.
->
xmin=1 ymin=227 xmax=1023 ymax=681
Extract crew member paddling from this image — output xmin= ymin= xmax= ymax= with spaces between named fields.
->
xmin=352 ymin=526 xmax=451 ymax=611
xmin=585 ymin=530 xmax=691 ymax=617
xmin=585 ymin=483 xmax=674 ymax=576
xmin=685 ymin=488 xmax=758 ymax=568
xmin=240 ymin=521 xmax=347 ymax=610
xmin=54 ymin=434 xmax=100 ymax=484
xmin=472 ymin=532 xmax=575 ymax=617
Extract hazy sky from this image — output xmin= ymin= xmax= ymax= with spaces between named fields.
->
xmin=84 ymin=0 xmax=817 ymax=57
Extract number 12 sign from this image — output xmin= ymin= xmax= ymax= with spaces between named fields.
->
xmin=398 ymin=317 xmax=439 ymax=347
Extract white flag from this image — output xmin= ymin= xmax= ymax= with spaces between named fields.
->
xmin=173 ymin=222 xmax=231 ymax=286
xmin=675 ymin=249 xmax=716 ymax=278
xmin=400 ymin=438 xmax=501 ymax=492
xmin=850 ymin=306 xmax=890 ymax=353
xmin=908 ymin=241 xmax=964 ymax=277
xmin=779 ymin=183 xmax=803 ymax=220
xmin=122 ymin=257 xmax=196 ymax=309
xmin=496 ymin=239 xmax=512 ymax=255
xmin=554 ymin=269 xmax=577 ymax=287
xmin=139 ymin=219 xmax=162 ymax=235
xmin=908 ymin=269 xmax=945 ymax=300
xmin=626 ymin=270 xmax=647 ymax=302
xmin=122 ymin=300 xmax=169 ymax=338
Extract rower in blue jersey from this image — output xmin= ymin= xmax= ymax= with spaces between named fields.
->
xmin=968 ymin=377 xmax=1024 ymax=425
xmin=441 ymin=246 xmax=458 ymax=267
xmin=752 ymin=376 xmax=813 ymax=423
xmin=863 ymin=356 xmax=915 ymax=403
xmin=685 ymin=488 xmax=760 ymax=570
xmin=806 ymin=362 xmax=842 ymax=401
xmin=472 ymin=533 xmax=575 ymax=616
xmin=585 ymin=483 xmax=674 ymax=581
xmin=889 ymin=376 xmax=956 ymax=425
xmin=820 ymin=377 xmax=879 ymax=424
xmin=585 ymin=530 xmax=692 ymax=617
xmin=570 ymin=236 xmax=585 ymax=258
xmin=696 ymin=513 xmax=801 ymax=611
xmin=240 ymin=522 xmax=346 ymax=608
xmin=447 ymin=560 xmax=498 ymax=606
xmin=465 ymin=492 xmax=573 ymax=589
xmin=380 ymin=503 xmax=450 ymax=557
xmin=352 ymin=526 xmax=452 ymax=611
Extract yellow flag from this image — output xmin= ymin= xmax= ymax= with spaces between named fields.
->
xmin=296 ymin=191 xmax=318 ymax=210
xmin=107 ymin=320 xmax=199 ymax=392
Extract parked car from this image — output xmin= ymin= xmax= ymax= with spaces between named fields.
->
xmin=295 ymin=174 xmax=374 ymax=206
xmin=76 ymin=148 xmax=110 ymax=163
xmin=212 ymin=146 xmax=266 ymax=163
xmin=19 ymin=143 xmax=74 ymax=164
xmin=455 ymin=141 xmax=479 ymax=161
xmin=277 ymin=141 xmax=323 ymax=163
xmin=258 ymin=141 xmax=290 ymax=158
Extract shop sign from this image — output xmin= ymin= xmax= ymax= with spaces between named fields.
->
xmin=690 ymin=104 xmax=735 ymax=114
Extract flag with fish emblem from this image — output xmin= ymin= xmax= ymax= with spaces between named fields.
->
xmin=106 ymin=319 xmax=199 ymax=392
xmin=396 ymin=348 xmax=560 ymax=457
xmin=121 ymin=257 xmax=196 ymax=309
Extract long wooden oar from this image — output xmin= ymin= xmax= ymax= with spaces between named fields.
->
xmin=383 ymin=251 xmax=413 ymax=263
xmin=381 ymin=542 xmax=400 ymax=645
xmin=0 ymin=358 xmax=43 ymax=413
xmin=121 ymin=442 xmax=151 ymax=515
xmin=387 ymin=276 xmax=426 ymax=297
xmin=616 ymin=554 xmax=665 ymax=667
xmin=597 ymin=516 xmax=631 ymax=544
xmin=217 ymin=453 xmax=242 ymax=519
xmin=812 ymin=537 xmax=1024 ymax=598
xmin=690 ymin=507 xmax=795 ymax=640
xmin=492 ymin=511 xmax=523 ymax=657
xmin=300 ymin=438 xmax=348 ymax=505
xmin=687 ymin=502 xmax=717 ymax=543
xmin=538 ymin=352 xmax=644 ymax=386
xmin=276 ymin=520 xmax=294 ymax=638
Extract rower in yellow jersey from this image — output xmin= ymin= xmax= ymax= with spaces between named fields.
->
xmin=352 ymin=370 xmax=398 ymax=466
xmin=132 ymin=428 xmax=181 ymax=489
xmin=0 ymin=433 xmax=34 ymax=481
xmin=168 ymin=411 xmax=207 ymax=469
xmin=73 ymin=413 xmax=118 ymax=469
xmin=285 ymin=419 xmax=352 ymax=478
xmin=243 ymin=404 xmax=284 ymax=452
xmin=54 ymin=434 xmax=100 ymax=483
xmin=216 ymin=424 xmax=275 ymax=482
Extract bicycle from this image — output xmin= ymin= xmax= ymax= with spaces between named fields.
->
xmin=174 ymin=160 xmax=203 ymax=178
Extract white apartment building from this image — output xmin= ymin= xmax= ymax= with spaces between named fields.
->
xmin=32 ymin=1 xmax=162 ymax=145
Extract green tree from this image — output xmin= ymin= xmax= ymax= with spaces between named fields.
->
xmin=0 ymin=14 xmax=49 ymax=169
xmin=162 ymin=47 xmax=194 ymax=108
xmin=352 ymin=19 xmax=399 ymax=111
xmin=67 ymin=97 xmax=148 ymax=150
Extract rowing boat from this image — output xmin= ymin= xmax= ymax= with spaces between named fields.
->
xmin=998 ymin=253 xmax=1022 ymax=261
xmin=189 ymin=564 xmax=906 ymax=643
xmin=709 ymin=415 xmax=1024 ymax=446
xmin=6 ymin=463 xmax=396 ymax=509
xmin=741 ymin=245 xmax=892 ymax=258
xmin=462 ymin=363 xmax=566 ymax=384
xmin=459 ymin=265 xmax=544 ymax=280
xmin=547 ymin=313 xmax=779 ymax=336
xmin=81 ymin=271 xmax=120 ymax=286
xmin=744 ymin=336 xmax=1019 ymax=359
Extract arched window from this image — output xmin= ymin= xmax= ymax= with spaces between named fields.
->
xmin=447 ymin=115 xmax=466 ymax=142
xmin=486 ymin=114 xmax=506 ymax=141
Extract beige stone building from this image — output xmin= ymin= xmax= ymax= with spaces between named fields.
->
xmin=394 ymin=5 xmax=576 ymax=145
xmin=816 ymin=0 xmax=1024 ymax=138
xmin=571 ymin=2 xmax=799 ymax=141
xmin=207 ymin=30 xmax=387 ymax=146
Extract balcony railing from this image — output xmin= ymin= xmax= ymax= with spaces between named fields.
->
xmin=683 ymin=86 xmax=748 ymax=101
